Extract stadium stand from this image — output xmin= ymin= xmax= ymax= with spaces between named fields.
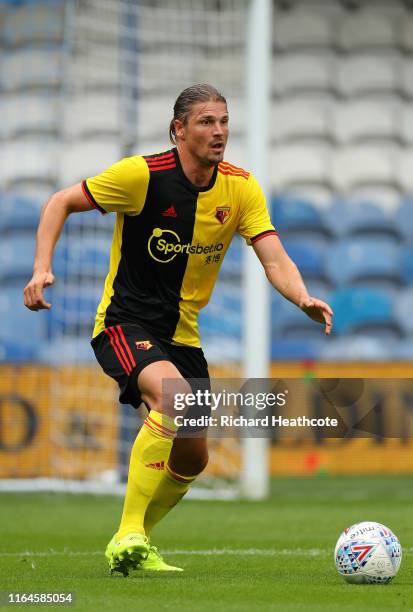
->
xmin=2 ymin=0 xmax=413 ymax=364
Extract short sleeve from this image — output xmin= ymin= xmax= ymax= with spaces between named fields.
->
xmin=82 ymin=156 xmax=150 ymax=215
xmin=237 ymin=173 xmax=278 ymax=245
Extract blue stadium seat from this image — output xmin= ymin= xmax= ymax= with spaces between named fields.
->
xmin=394 ymin=288 xmax=413 ymax=335
xmin=0 ymin=287 xmax=46 ymax=360
xmin=0 ymin=235 xmax=35 ymax=283
xmin=0 ymin=194 xmax=40 ymax=234
xmin=272 ymin=196 xmax=332 ymax=240
xmin=271 ymin=338 xmax=323 ymax=361
xmin=325 ymin=199 xmax=400 ymax=240
xmin=199 ymin=284 xmax=242 ymax=337
xmin=330 ymin=287 xmax=401 ymax=338
xmin=326 ymin=238 xmax=402 ymax=288
xmin=272 ymin=294 xmax=326 ymax=340
xmin=53 ymin=238 xmax=110 ymax=281
xmin=394 ymin=200 xmax=413 ymax=242
xmin=219 ymin=236 xmax=242 ymax=279
xmin=282 ymin=239 xmax=330 ymax=286
xmin=320 ymin=336 xmax=391 ymax=361
xmin=400 ymin=245 xmax=413 ymax=285
xmin=49 ymin=285 xmax=102 ymax=337
xmin=64 ymin=209 xmax=115 ymax=236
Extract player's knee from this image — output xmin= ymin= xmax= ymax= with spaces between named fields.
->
xmin=142 ymin=378 xmax=192 ymax=415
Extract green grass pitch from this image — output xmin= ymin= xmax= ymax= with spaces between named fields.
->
xmin=1 ymin=476 xmax=412 ymax=611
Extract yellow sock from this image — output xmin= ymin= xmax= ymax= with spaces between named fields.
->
xmin=144 ymin=464 xmax=197 ymax=537
xmin=116 ymin=411 xmax=177 ymax=539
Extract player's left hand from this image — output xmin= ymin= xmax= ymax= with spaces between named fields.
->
xmin=300 ymin=297 xmax=333 ymax=335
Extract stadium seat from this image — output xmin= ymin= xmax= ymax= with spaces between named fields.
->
xmin=281 ymin=239 xmax=330 ymax=287
xmin=333 ymin=100 xmax=398 ymax=144
xmin=271 ymin=196 xmax=332 ymax=239
xmin=320 ymin=336 xmax=391 ymax=361
xmin=53 ymin=238 xmax=110 ymax=282
xmin=0 ymin=139 xmax=58 ymax=188
xmin=398 ymin=148 xmax=413 ymax=192
xmin=400 ymin=14 xmax=413 ymax=53
xmin=272 ymin=294 xmax=327 ymax=340
xmin=64 ymin=207 xmax=115 ymax=236
xmin=0 ymin=49 xmax=62 ymax=91
xmin=270 ymin=144 xmax=331 ymax=190
xmin=402 ymin=57 xmax=413 ymax=98
xmin=68 ymin=48 xmax=120 ymax=94
xmin=63 ymin=94 xmax=120 ymax=138
xmin=331 ymin=145 xmax=398 ymax=191
xmin=272 ymin=53 xmax=334 ymax=97
xmin=0 ymin=194 xmax=40 ymax=234
xmin=137 ymin=50 xmax=202 ymax=94
xmin=137 ymin=95 xmax=180 ymax=141
xmin=273 ymin=10 xmax=333 ymax=50
xmin=330 ymin=287 xmax=401 ymax=338
xmin=394 ymin=288 xmax=413 ymax=335
xmin=272 ymin=98 xmax=330 ymax=143
xmin=400 ymin=243 xmax=413 ymax=285
xmin=3 ymin=1 xmax=64 ymax=46
xmin=0 ymin=94 xmax=59 ymax=139
xmin=0 ymin=288 xmax=46 ymax=360
xmin=325 ymin=200 xmax=400 ymax=241
xmin=38 ymin=336 xmax=97 ymax=364
xmin=343 ymin=187 xmax=401 ymax=213
xmin=0 ymin=235 xmax=36 ymax=283
xmin=271 ymin=338 xmax=323 ymax=361
xmin=400 ymin=105 xmax=413 ymax=144
xmin=219 ymin=238 xmax=242 ymax=280
xmin=58 ymin=139 xmax=122 ymax=185
xmin=336 ymin=54 xmax=399 ymax=97
xmin=198 ymin=52 xmax=244 ymax=94
xmin=338 ymin=12 xmax=397 ymax=51
xmin=394 ymin=200 xmax=413 ymax=241
xmin=326 ymin=238 xmax=402 ymax=288
xmin=49 ymin=285 xmax=103 ymax=337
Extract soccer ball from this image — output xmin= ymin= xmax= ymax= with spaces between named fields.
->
xmin=334 ymin=521 xmax=402 ymax=584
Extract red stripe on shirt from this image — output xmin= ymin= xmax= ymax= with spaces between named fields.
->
xmin=81 ymin=180 xmax=106 ymax=214
xmin=147 ymin=163 xmax=177 ymax=171
xmin=250 ymin=230 xmax=279 ymax=244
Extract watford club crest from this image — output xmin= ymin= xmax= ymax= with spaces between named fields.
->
xmin=135 ymin=340 xmax=153 ymax=350
xmin=215 ymin=206 xmax=231 ymax=224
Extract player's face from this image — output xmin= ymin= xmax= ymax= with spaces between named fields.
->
xmin=179 ymin=100 xmax=229 ymax=165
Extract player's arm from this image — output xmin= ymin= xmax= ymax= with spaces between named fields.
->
xmin=253 ymin=234 xmax=333 ymax=335
xmin=24 ymin=183 xmax=92 ymax=311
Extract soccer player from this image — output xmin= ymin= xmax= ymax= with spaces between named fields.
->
xmin=24 ymin=84 xmax=333 ymax=575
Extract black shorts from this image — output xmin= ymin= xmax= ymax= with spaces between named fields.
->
xmin=91 ymin=323 xmax=211 ymax=431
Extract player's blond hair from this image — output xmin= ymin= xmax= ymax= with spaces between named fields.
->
xmin=169 ymin=84 xmax=227 ymax=144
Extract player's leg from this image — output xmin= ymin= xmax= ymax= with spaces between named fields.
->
xmin=92 ymin=325 xmax=189 ymax=574
xmin=115 ymin=360 xmax=190 ymax=541
xmin=143 ymin=344 xmax=211 ymax=539
xmin=143 ymin=433 xmax=208 ymax=537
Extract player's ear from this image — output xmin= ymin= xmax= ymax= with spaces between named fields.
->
xmin=174 ymin=119 xmax=185 ymax=140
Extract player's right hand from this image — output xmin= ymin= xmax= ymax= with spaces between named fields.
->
xmin=23 ymin=271 xmax=55 ymax=311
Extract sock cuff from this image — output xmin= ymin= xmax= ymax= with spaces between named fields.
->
xmin=166 ymin=463 xmax=198 ymax=484
xmin=144 ymin=410 xmax=178 ymax=439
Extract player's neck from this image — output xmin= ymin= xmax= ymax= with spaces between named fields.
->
xmin=176 ymin=146 xmax=215 ymax=188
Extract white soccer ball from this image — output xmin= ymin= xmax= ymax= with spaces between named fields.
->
xmin=334 ymin=521 xmax=402 ymax=584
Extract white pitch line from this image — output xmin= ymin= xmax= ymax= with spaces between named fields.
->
xmin=1 ymin=547 xmax=412 ymax=558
